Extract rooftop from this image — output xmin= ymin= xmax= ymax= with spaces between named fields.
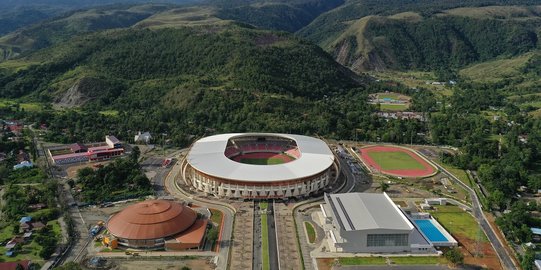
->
xmin=325 ymin=192 xmax=413 ymax=231
xmin=187 ymin=133 xmax=334 ymax=182
xmin=107 ymin=200 xmax=197 ymax=240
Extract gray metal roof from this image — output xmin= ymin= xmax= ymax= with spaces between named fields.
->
xmin=187 ymin=133 xmax=334 ymax=182
xmin=326 ymin=192 xmax=413 ymax=231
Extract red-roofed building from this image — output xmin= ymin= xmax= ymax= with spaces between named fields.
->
xmin=70 ymin=143 xmax=87 ymax=153
xmin=0 ymin=260 xmax=29 ymax=270
xmin=106 ymin=200 xmax=208 ymax=250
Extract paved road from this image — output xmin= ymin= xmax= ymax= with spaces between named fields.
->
xmin=267 ymin=202 xmax=279 ymax=270
xmin=164 ymin=159 xmax=234 ymax=270
xmin=430 ymin=160 xmax=517 ymax=270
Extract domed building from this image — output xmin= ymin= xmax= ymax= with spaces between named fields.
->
xmin=106 ymin=200 xmax=208 ymax=250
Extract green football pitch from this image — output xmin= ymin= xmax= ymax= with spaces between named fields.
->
xmin=367 ymin=151 xmax=426 ymax=170
xmin=239 ymin=158 xmax=286 ymax=165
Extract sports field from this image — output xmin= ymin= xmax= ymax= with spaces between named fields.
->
xmin=233 ymin=152 xmax=294 ymax=165
xmin=367 ymin=151 xmax=425 ymax=170
xmin=358 ymin=146 xmax=436 ymax=178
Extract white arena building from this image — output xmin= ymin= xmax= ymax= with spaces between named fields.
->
xmin=180 ymin=133 xmax=337 ymax=199
xmin=321 ymin=192 xmax=436 ymax=253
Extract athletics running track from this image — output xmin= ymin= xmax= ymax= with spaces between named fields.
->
xmin=358 ymin=145 xmax=437 ymax=178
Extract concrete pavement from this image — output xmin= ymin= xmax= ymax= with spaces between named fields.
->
xmin=164 ymin=158 xmax=235 ymax=270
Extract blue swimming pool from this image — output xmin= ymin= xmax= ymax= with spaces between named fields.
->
xmin=414 ymin=219 xmax=448 ymax=242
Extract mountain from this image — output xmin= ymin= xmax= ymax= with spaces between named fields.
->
xmin=0 ymin=4 xmax=182 ymax=60
xmin=212 ymin=0 xmax=344 ymax=32
xmin=0 ymin=0 xmax=200 ymax=37
xmin=298 ymin=1 xmax=541 ymax=72
xmin=0 ymin=24 xmax=373 ymax=141
xmin=0 ymin=25 xmax=360 ymax=101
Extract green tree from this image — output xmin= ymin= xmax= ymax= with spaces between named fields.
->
xmin=379 ymin=181 xmax=390 ymax=193
xmin=444 ymin=248 xmax=464 ymax=265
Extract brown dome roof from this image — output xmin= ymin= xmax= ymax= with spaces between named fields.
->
xmin=107 ymin=200 xmax=197 ymax=240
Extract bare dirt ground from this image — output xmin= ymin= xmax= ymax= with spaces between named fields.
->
xmin=317 ymin=258 xmax=336 ymax=270
xmin=110 ymin=258 xmax=214 ymax=270
xmin=65 ymin=160 xmax=114 ymax=178
xmin=455 ymin=233 xmax=502 ymax=270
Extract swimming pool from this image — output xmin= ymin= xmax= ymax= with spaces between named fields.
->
xmin=414 ymin=219 xmax=448 ymax=242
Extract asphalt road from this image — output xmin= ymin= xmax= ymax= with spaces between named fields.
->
xmin=267 ymin=202 xmax=279 ymax=270
xmin=431 ymin=160 xmax=517 ymax=270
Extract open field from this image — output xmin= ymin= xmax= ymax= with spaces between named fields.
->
xmin=262 ymin=213 xmax=270 ymax=270
xmin=304 ymin=222 xmax=316 ymax=243
xmin=389 ymin=256 xmax=446 ymax=265
xmin=0 ymin=99 xmax=43 ymax=112
xmin=459 ymin=52 xmax=537 ymax=83
xmin=339 ymin=256 xmax=387 ymax=265
xmin=430 ymin=206 xmax=502 ymax=269
xmin=359 ymin=145 xmax=436 ymax=178
xmin=99 ymin=110 xmax=120 ymax=116
xmin=430 ymin=205 xmax=487 ymax=242
xmin=380 ymin=103 xmax=409 ymax=111
xmin=368 ymin=151 xmax=425 ymax=170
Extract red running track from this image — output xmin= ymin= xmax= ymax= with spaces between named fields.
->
xmin=358 ymin=146 xmax=436 ymax=178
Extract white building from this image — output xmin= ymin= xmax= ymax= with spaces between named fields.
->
xmin=134 ymin=131 xmax=152 ymax=144
xmin=106 ymin=135 xmax=121 ymax=148
xmin=321 ymin=192 xmax=433 ymax=253
xmin=425 ymin=198 xmax=447 ymax=205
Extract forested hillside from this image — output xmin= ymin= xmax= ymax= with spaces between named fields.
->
xmin=0 ymin=5 xmax=175 ymax=60
xmin=298 ymin=1 xmax=541 ymax=72
xmin=0 ymin=26 xmax=421 ymax=144
xmin=214 ymin=0 xmax=344 ymax=32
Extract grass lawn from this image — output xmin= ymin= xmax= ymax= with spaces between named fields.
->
xmin=390 ymin=256 xmax=446 ymax=265
xmin=367 ymin=151 xmax=425 ymax=170
xmin=99 ymin=110 xmax=119 ymax=116
xmin=240 ymin=158 xmax=285 ymax=165
xmin=259 ymin=202 xmax=268 ymax=211
xmin=339 ymin=257 xmax=387 ymax=265
xmin=379 ymin=103 xmax=409 ymax=111
xmin=430 ymin=205 xmax=488 ymax=242
xmin=0 ymin=99 xmax=43 ymax=112
xmin=210 ymin=209 xmax=223 ymax=225
xmin=304 ymin=222 xmax=316 ymax=243
xmin=261 ymin=214 xmax=270 ymax=270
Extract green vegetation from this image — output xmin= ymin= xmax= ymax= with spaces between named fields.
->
xmin=379 ymin=103 xmax=408 ymax=111
xmin=75 ymin=148 xmax=152 ymax=203
xmin=367 ymin=151 xmax=426 ymax=170
xmin=261 ymin=213 xmax=270 ymax=270
xmin=339 ymin=256 xmax=387 ymax=265
xmin=240 ymin=157 xmax=286 ymax=165
xmin=210 ymin=209 xmax=223 ymax=225
xmin=390 ymin=256 xmax=446 ymax=265
xmin=259 ymin=202 xmax=268 ymax=211
xmin=444 ymin=248 xmax=464 ymax=266
xmin=304 ymin=222 xmax=316 ymax=243
xmin=430 ymin=205 xmax=487 ymax=242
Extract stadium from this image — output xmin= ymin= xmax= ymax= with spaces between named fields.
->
xmin=180 ymin=133 xmax=337 ymax=199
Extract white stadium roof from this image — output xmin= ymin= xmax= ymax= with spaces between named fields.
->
xmin=325 ymin=192 xmax=413 ymax=231
xmin=187 ymin=133 xmax=335 ymax=182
